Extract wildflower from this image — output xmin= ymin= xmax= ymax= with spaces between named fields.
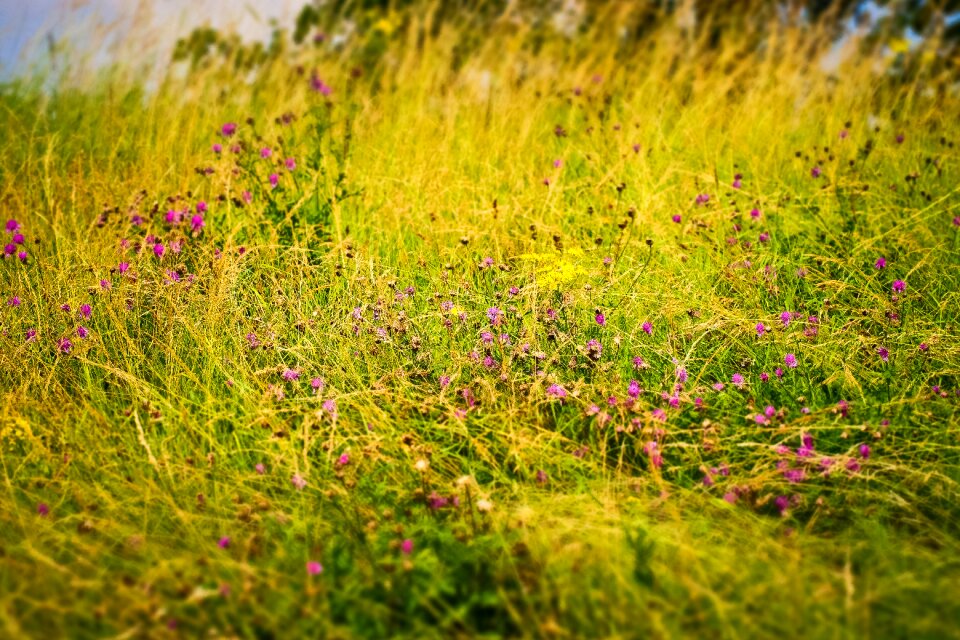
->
xmin=153 ymin=243 xmax=165 ymax=258
xmin=859 ymin=444 xmax=871 ymax=459
xmin=218 ymin=537 xmax=230 ymax=549
xmin=731 ymin=373 xmax=745 ymax=388
xmin=784 ymin=353 xmax=797 ymax=368
xmin=595 ymin=311 xmax=606 ymax=326
xmin=875 ymin=257 xmax=886 ymax=269
xmin=780 ymin=311 xmax=791 ymax=327
xmin=80 ymin=303 xmax=92 ymax=319
xmin=255 ymin=463 xmax=265 ymax=475
xmin=191 ymin=214 xmax=205 ymax=232
xmin=919 ymin=343 xmax=929 ymax=352
xmin=713 ymin=382 xmax=725 ymax=391
xmin=311 ymin=377 xmax=324 ymax=391
xmin=282 ymin=368 xmax=300 ymax=381
xmin=756 ymin=322 xmax=765 ymax=337
xmin=877 ymin=347 xmax=889 ymax=362
xmin=759 ymin=232 xmax=770 ymax=243
xmin=628 ymin=379 xmax=642 ymax=398
xmin=307 ymin=561 xmax=323 ymax=575
xmin=811 ymin=166 xmax=822 ymax=178
xmin=5 ymin=219 xmax=20 ymax=232
xmin=118 ymin=262 xmax=130 ymax=274
xmin=18 ymin=251 xmax=27 ymax=263
xmin=221 ymin=122 xmax=237 ymax=137
xmin=775 ymin=496 xmax=790 ymax=515
xmin=750 ymin=208 xmax=761 ymax=219
xmin=695 ymin=194 xmax=710 ymax=205
xmin=642 ymin=321 xmax=652 ymax=335
xmin=7 ymin=296 xmax=20 ymax=307
xmin=260 ymin=147 xmax=272 ymax=159
xmin=632 ymin=356 xmax=645 ymax=369
xmin=76 ymin=326 xmax=89 ymax=339
xmin=337 ymin=453 xmax=350 ymax=466
xmin=671 ymin=214 xmax=682 ymax=224
xmin=285 ymin=157 xmax=297 ymax=171
xmin=892 ymin=280 xmax=905 ymax=293
xmin=322 ymin=399 xmax=337 ymax=419
xmin=310 ymin=73 xmax=332 ymax=95
xmin=212 ymin=143 xmax=222 ymax=153
xmin=269 ymin=173 xmax=279 ymax=188
xmin=57 ymin=337 xmax=72 ymax=354
xmin=546 ymin=383 xmax=567 ymax=399
xmin=100 ymin=279 xmax=111 ymax=290
xmin=291 ymin=474 xmax=307 ymax=490
xmin=401 ymin=539 xmax=414 ymax=555
xmin=486 ymin=307 xmax=504 ymax=326
xmin=25 ymin=328 xmax=37 ymax=342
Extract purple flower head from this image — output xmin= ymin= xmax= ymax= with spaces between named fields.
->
xmin=401 ymin=539 xmax=414 ymax=555
xmin=269 ymin=173 xmax=279 ymax=188
xmin=695 ymin=193 xmax=710 ymax=205
xmin=282 ymin=368 xmax=300 ymax=381
xmin=285 ymin=157 xmax=297 ymax=171
xmin=191 ymin=214 xmax=205 ymax=232
xmin=811 ymin=166 xmax=822 ymax=178
xmin=595 ymin=312 xmax=606 ymax=326
xmin=892 ymin=280 xmax=905 ymax=293
xmin=291 ymin=474 xmax=307 ymax=490
xmin=877 ymin=347 xmax=889 ymax=362
xmin=780 ymin=311 xmax=791 ymax=327
xmin=486 ymin=307 xmax=504 ymax=326
xmin=5 ymin=219 xmax=20 ymax=232
xmin=756 ymin=322 xmax=766 ymax=337
xmin=671 ymin=214 xmax=682 ymax=224
xmin=875 ymin=257 xmax=886 ymax=269
xmin=546 ymin=383 xmax=567 ymax=399
xmin=784 ymin=353 xmax=797 ymax=368
xmin=750 ymin=208 xmax=761 ymax=219
xmin=642 ymin=321 xmax=652 ymax=335
xmin=731 ymin=373 xmax=745 ymax=388
xmin=858 ymin=444 xmax=871 ymax=459
xmin=153 ymin=243 xmax=164 ymax=258
xmin=221 ymin=122 xmax=237 ymax=137
xmin=218 ymin=536 xmax=230 ymax=549
xmin=307 ymin=561 xmax=323 ymax=575
xmin=57 ymin=337 xmax=72 ymax=354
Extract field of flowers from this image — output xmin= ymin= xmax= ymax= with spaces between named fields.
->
xmin=1 ymin=2 xmax=959 ymax=638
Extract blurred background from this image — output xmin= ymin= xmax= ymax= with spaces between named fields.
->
xmin=2 ymin=0 xmax=959 ymax=82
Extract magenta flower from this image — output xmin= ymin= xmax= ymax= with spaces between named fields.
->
xmin=76 ymin=326 xmax=89 ymax=339
xmin=218 ymin=536 xmax=230 ymax=549
xmin=671 ymin=214 xmax=682 ymax=224
xmin=37 ymin=503 xmax=49 ymax=516
xmin=546 ymin=383 xmax=567 ymax=399
xmin=212 ymin=143 xmax=222 ymax=153
xmin=80 ymin=303 xmax=92 ymax=319
xmin=859 ymin=444 xmax=871 ymax=459
xmin=255 ymin=463 xmax=266 ymax=475
xmin=260 ymin=147 xmax=272 ymax=158
xmin=595 ymin=312 xmax=606 ymax=326
xmin=401 ymin=539 xmax=414 ymax=555
xmin=191 ymin=214 xmax=205 ymax=232
xmin=756 ymin=322 xmax=765 ymax=337
xmin=269 ymin=173 xmax=279 ymax=188
xmin=695 ymin=193 xmax=710 ymax=205
xmin=750 ymin=208 xmax=761 ymax=219
xmin=307 ymin=561 xmax=323 ymax=575
xmin=877 ymin=347 xmax=889 ymax=362
xmin=784 ymin=353 xmax=797 ymax=368
xmin=285 ymin=157 xmax=297 ymax=171
xmin=6 ymin=219 xmax=20 ymax=232
xmin=780 ymin=311 xmax=791 ymax=327
xmin=875 ymin=257 xmax=886 ymax=269
xmin=337 ymin=453 xmax=350 ymax=466
xmin=642 ymin=321 xmax=652 ymax=335
xmin=811 ymin=166 xmax=822 ymax=178
xmin=282 ymin=368 xmax=300 ymax=381
xmin=310 ymin=74 xmax=332 ymax=95
xmin=731 ymin=373 xmax=745 ymax=388
xmin=221 ymin=122 xmax=237 ymax=137
xmin=892 ymin=280 xmax=905 ymax=293
xmin=153 ymin=243 xmax=164 ymax=258
xmin=118 ymin=262 xmax=130 ymax=274
xmin=291 ymin=474 xmax=307 ymax=490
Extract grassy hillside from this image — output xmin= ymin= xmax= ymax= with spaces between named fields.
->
xmin=1 ymin=2 xmax=959 ymax=638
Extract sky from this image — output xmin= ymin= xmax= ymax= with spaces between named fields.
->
xmin=0 ymin=0 xmax=307 ymax=77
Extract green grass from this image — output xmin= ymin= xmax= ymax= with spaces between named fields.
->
xmin=1 ymin=3 xmax=960 ymax=638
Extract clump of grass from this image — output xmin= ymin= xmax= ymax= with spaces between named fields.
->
xmin=1 ymin=2 xmax=959 ymax=638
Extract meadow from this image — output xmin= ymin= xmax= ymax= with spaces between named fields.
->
xmin=1 ymin=2 xmax=959 ymax=638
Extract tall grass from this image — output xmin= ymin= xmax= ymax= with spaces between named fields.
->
xmin=1 ymin=2 xmax=959 ymax=638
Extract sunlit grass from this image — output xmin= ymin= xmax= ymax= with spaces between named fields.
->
xmin=1 ymin=2 xmax=959 ymax=638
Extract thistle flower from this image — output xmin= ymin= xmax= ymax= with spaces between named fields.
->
xmin=784 ymin=353 xmax=797 ymax=368
xmin=221 ymin=122 xmax=237 ymax=137
xmin=892 ymin=280 xmax=905 ymax=293
xmin=282 ymin=368 xmax=300 ymax=381
xmin=756 ymin=323 xmax=765 ymax=337
xmin=307 ymin=561 xmax=323 ymax=575
xmin=875 ymin=257 xmax=886 ymax=269
xmin=731 ymin=373 xmax=745 ymax=388
xmin=811 ymin=166 xmax=822 ymax=178
xmin=642 ymin=321 xmax=652 ymax=335
xmin=57 ymin=337 xmax=72 ymax=353
xmin=877 ymin=347 xmax=889 ymax=362
xmin=401 ymin=539 xmax=414 ymax=555
xmin=546 ymin=383 xmax=567 ymax=399
xmin=291 ymin=474 xmax=307 ymax=490
xmin=218 ymin=536 xmax=230 ymax=549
